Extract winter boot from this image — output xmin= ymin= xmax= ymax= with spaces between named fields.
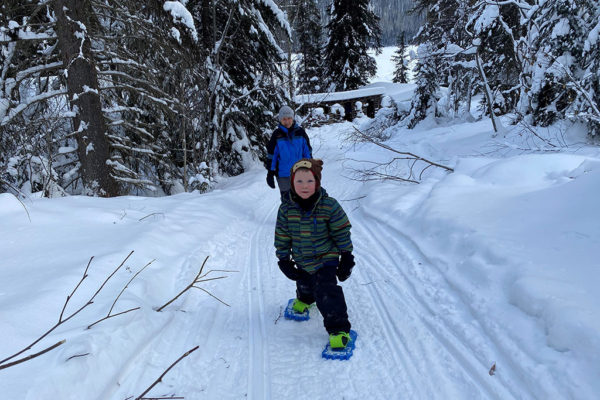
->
xmin=292 ymin=298 xmax=310 ymax=313
xmin=329 ymin=332 xmax=351 ymax=349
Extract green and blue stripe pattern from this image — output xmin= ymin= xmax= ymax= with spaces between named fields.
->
xmin=275 ymin=188 xmax=353 ymax=273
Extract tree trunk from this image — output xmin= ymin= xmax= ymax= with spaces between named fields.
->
xmin=475 ymin=51 xmax=500 ymax=134
xmin=54 ymin=0 xmax=119 ymax=196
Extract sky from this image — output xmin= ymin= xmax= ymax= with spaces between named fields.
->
xmin=1 ymin=47 xmax=599 ymax=400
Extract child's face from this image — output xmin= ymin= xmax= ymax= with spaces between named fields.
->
xmin=293 ymin=169 xmax=316 ymax=199
xmin=280 ymin=116 xmax=293 ymax=128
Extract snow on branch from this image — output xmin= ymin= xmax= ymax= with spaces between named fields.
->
xmin=14 ymin=61 xmax=63 ymax=84
xmin=97 ymin=70 xmax=175 ymax=101
xmin=1 ymin=89 xmax=68 ymax=126
xmin=163 ymin=1 xmax=198 ymax=42
xmin=257 ymin=0 xmax=292 ymax=38
xmin=250 ymin=7 xmax=285 ymax=58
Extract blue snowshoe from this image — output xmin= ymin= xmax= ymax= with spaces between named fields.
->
xmin=284 ymin=298 xmax=310 ymax=321
xmin=322 ymin=330 xmax=358 ymax=360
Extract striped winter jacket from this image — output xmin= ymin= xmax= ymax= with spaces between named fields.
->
xmin=274 ymin=188 xmax=353 ymax=273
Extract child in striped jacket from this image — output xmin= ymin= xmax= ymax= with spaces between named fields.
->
xmin=274 ymin=158 xmax=355 ymax=349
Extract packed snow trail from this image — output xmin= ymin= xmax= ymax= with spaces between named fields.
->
xmin=2 ymin=119 xmax=597 ymax=399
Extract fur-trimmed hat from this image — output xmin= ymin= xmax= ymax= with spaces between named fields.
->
xmin=290 ymin=158 xmax=324 ymax=193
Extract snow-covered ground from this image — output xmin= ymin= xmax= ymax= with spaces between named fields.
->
xmin=369 ymin=45 xmax=418 ymax=83
xmin=2 ymin=55 xmax=600 ymax=399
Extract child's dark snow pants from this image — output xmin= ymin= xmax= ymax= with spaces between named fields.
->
xmin=295 ymin=262 xmax=351 ymax=334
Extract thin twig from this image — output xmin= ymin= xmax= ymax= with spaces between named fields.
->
xmin=0 ymin=251 xmax=133 ymax=367
xmin=87 ymin=307 xmax=140 ymax=330
xmin=0 ymin=184 xmax=31 ymax=222
xmin=60 ymin=256 xmax=94 ymax=322
xmin=139 ymin=397 xmax=184 ymax=400
xmin=156 ymin=257 xmax=232 ymax=311
xmin=0 ymin=340 xmax=65 ymax=370
xmin=135 ymin=346 xmax=199 ymax=400
xmin=340 ymin=195 xmax=367 ymax=202
xmin=109 ymin=260 xmax=154 ymax=315
xmin=66 ymin=353 xmax=90 ymax=361
xmin=192 ymin=286 xmax=230 ymax=307
xmin=138 ymin=213 xmax=164 ymax=221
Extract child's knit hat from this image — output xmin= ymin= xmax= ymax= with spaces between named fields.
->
xmin=290 ymin=158 xmax=324 ymax=191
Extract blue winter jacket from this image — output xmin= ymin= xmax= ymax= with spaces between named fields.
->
xmin=265 ymin=122 xmax=312 ymax=178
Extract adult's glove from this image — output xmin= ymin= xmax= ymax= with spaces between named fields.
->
xmin=266 ymin=170 xmax=276 ymax=189
xmin=337 ymin=252 xmax=355 ymax=282
xmin=278 ymin=258 xmax=301 ymax=281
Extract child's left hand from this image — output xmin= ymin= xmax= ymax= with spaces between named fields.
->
xmin=337 ymin=252 xmax=355 ymax=282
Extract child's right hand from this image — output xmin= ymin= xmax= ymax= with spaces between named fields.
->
xmin=278 ymin=258 xmax=301 ymax=281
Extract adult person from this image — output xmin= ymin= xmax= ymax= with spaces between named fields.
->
xmin=265 ymin=105 xmax=312 ymax=198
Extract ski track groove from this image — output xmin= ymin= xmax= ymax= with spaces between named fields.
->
xmin=355 ymin=211 xmax=520 ymax=399
xmin=364 ymin=212 xmax=549 ymax=399
xmin=247 ymin=202 xmax=278 ymax=400
xmin=354 ymin=262 xmax=424 ymax=398
xmin=95 ymin=220 xmax=211 ymax=400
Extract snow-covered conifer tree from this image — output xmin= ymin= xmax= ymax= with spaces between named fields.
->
xmin=392 ymin=32 xmax=409 ymax=84
xmin=406 ymin=43 xmax=441 ymax=128
xmin=324 ymin=0 xmax=382 ymax=91
xmin=294 ymin=0 xmax=325 ymax=93
xmin=468 ymin=1 xmax=525 ymax=116
xmin=530 ymin=0 xmax=600 ymax=133
xmin=189 ymin=0 xmax=290 ymax=177
xmin=0 ymin=0 xmax=200 ymax=196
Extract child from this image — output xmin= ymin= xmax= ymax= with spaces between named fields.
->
xmin=265 ymin=105 xmax=312 ymax=198
xmin=274 ymin=158 xmax=356 ymax=349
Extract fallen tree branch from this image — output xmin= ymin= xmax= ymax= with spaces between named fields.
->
xmin=352 ymin=126 xmax=454 ymax=172
xmin=0 ymin=340 xmax=65 ymax=370
xmin=87 ymin=259 xmax=154 ymax=329
xmin=156 ymin=256 xmax=234 ymax=312
xmin=135 ymin=346 xmax=199 ymax=400
xmin=0 ymin=251 xmax=134 ymax=369
xmin=347 ymin=127 xmax=454 ymax=184
xmin=86 ymin=307 xmax=140 ymax=330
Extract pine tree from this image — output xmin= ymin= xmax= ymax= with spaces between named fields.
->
xmin=189 ymin=0 xmax=290 ymax=176
xmin=530 ymin=0 xmax=600 ymax=133
xmin=1 ymin=0 xmax=201 ymax=196
xmin=406 ymin=43 xmax=441 ymax=128
xmin=1 ymin=0 xmax=291 ymax=196
xmin=324 ymin=0 xmax=382 ymax=91
xmin=392 ymin=32 xmax=409 ymax=84
xmin=294 ymin=0 xmax=325 ymax=93
xmin=404 ymin=0 xmax=449 ymax=127
xmin=468 ymin=1 xmax=525 ymax=116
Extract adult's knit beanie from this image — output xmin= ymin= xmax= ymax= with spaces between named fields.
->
xmin=278 ymin=105 xmax=294 ymax=120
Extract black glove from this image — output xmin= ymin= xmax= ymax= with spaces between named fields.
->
xmin=266 ymin=170 xmax=276 ymax=189
xmin=337 ymin=252 xmax=355 ymax=282
xmin=278 ymin=258 xmax=300 ymax=281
